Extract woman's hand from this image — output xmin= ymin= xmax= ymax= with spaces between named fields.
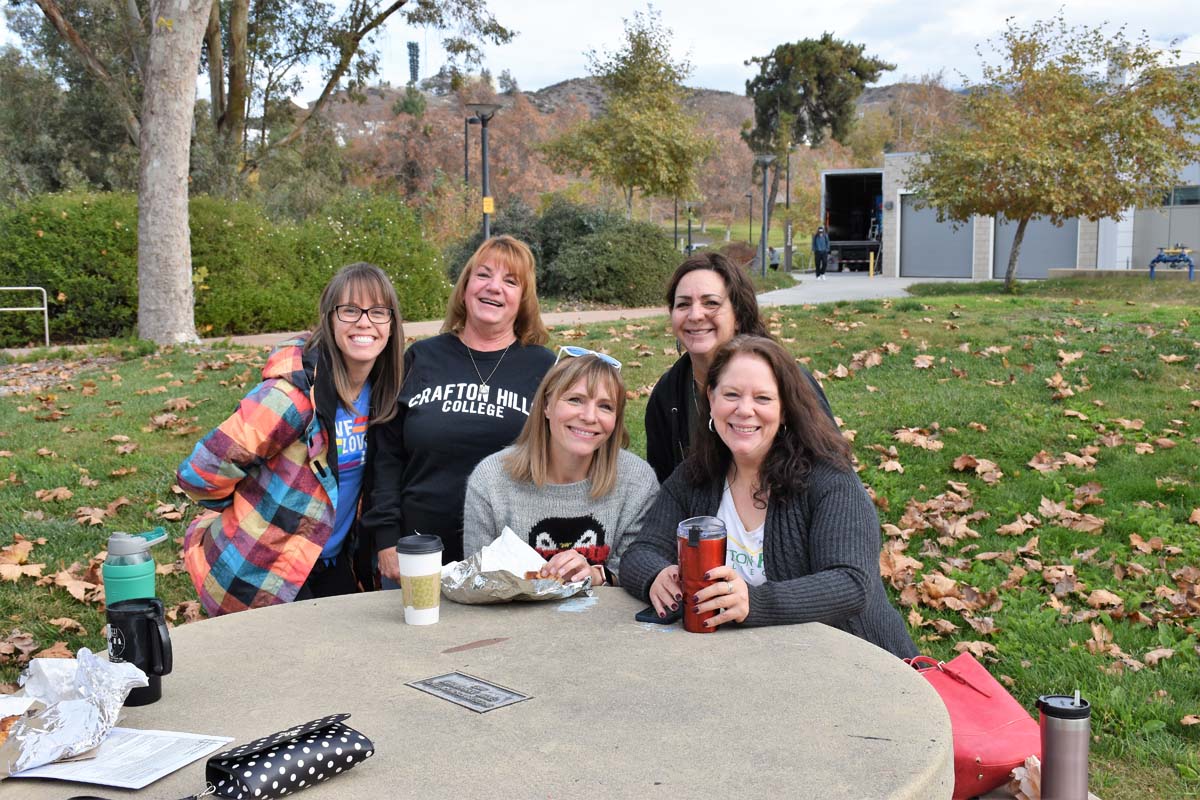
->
xmin=541 ymin=549 xmax=591 ymax=583
xmin=648 ymin=565 xmax=682 ymax=619
xmin=377 ymin=547 xmax=400 ymax=582
xmin=693 ymin=566 xmax=749 ymax=627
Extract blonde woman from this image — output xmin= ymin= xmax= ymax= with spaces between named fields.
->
xmin=363 ymin=236 xmax=555 ymax=581
xmin=462 ymin=349 xmax=658 ymax=586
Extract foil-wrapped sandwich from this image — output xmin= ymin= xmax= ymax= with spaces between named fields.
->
xmin=441 ymin=527 xmax=592 ymax=604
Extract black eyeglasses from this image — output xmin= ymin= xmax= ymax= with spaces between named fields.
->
xmin=335 ymin=304 xmax=393 ymax=324
xmin=555 ymin=345 xmax=622 ymax=371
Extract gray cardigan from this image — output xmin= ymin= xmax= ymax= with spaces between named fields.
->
xmin=621 ymin=461 xmax=918 ymax=659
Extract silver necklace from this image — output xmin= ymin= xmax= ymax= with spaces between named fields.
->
xmin=466 ymin=340 xmax=512 ymax=390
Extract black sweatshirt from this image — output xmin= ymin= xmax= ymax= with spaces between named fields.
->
xmin=361 ymin=333 xmax=554 ymax=563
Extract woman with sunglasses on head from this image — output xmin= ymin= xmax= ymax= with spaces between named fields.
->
xmin=623 ymin=335 xmax=916 ymax=658
xmin=462 ymin=348 xmax=657 ymax=586
xmin=177 ymin=262 xmax=404 ymax=615
xmin=645 ymin=252 xmax=833 ymax=484
xmin=362 ymin=236 xmax=555 ymax=582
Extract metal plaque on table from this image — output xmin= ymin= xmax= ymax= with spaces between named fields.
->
xmin=407 ymin=671 xmax=530 ymax=713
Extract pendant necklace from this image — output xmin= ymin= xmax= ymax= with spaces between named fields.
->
xmin=466 ymin=340 xmax=512 ymax=391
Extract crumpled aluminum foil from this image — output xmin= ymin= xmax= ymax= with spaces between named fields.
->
xmin=441 ymin=553 xmax=593 ymax=604
xmin=0 ymin=647 xmax=148 ymax=778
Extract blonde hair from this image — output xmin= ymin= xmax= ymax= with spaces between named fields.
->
xmin=307 ymin=262 xmax=404 ymax=425
xmin=503 ymin=355 xmax=628 ymax=498
xmin=442 ymin=235 xmax=549 ymax=346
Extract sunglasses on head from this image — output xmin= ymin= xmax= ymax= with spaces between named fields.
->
xmin=555 ymin=345 xmax=622 ymax=372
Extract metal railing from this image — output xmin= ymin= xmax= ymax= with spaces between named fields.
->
xmin=0 ymin=286 xmax=50 ymax=347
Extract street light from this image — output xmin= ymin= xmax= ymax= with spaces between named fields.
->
xmin=684 ymin=201 xmax=695 ymax=254
xmin=463 ymin=116 xmax=479 ymax=185
xmin=755 ymin=153 xmax=776 ymax=277
xmin=465 ymin=102 xmax=502 ymax=239
xmin=745 ymin=193 xmax=754 ymax=245
xmin=784 ymin=143 xmax=795 ymax=271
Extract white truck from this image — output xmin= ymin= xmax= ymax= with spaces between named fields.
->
xmin=820 ymin=168 xmax=883 ymax=272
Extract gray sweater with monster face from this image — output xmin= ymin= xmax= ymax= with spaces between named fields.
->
xmin=462 ymin=448 xmax=659 ymax=585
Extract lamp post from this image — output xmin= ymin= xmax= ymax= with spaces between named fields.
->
xmin=784 ymin=144 xmax=794 ymax=272
xmin=684 ymin=201 xmax=694 ymax=254
xmin=745 ymin=193 xmax=754 ymax=245
xmin=674 ymin=197 xmax=679 ymax=251
xmin=463 ymin=116 xmax=479 ymax=185
xmin=755 ymin=154 xmax=776 ymax=277
xmin=465 ymin=102 xmax=502 ymax=239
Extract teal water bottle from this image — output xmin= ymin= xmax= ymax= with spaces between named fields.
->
xmin=102 ymin=528 xmax=168 ymax=604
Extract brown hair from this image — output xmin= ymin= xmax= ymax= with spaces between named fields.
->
xmin=688 ymin=335 xmax=852 ymax=503
xmin=503 ymin=354 xmax=629 ymax=499
xmin=442 ymin=235 xmax=549 ymax=346
xmin=307 ymin=262 xmax=405 ymax=425
xmin=664 ymin=252 xmax=770 ymax=338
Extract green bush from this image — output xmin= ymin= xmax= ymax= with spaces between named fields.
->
xmin=536 ymin=197 xmax=622 ymax=282
xmin=0 ymin=192 xmax=450 ymax=345
xmin=300 ymin=194 xmax=449 ymax=324
xmin=443 ymin=198 xmax=542 ymax=282
xmin=544 ymin=220 xmax=678 ymax=306
xmin=0 ymin=192 xmax=138 ymax=345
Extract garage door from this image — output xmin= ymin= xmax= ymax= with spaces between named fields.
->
xmin=899 ymin=195 xmax=972 ymax=277
xmin=993 ymin=217 xmax=1079 ymax=279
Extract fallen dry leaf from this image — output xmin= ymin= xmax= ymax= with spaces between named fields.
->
xmin=954 ymin=640 xmax=998 ymax=659
xmin=1087 ymin=589 xmax=1124 ymax=609
xmin=1143 ymin=648 xmax=1175 ymax=666
xmin=48 ymin=617 xmax=87 ymax=635
xmin=33 ymin=641 xmax=74 ymax=659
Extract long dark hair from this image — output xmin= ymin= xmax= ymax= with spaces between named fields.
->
xmin=687 ymin=335 xmax=852 ymax=503
xmin=307 ymin=262 xmax=404 ymax=425
xmin=664 ymin=252 xmax=770 ymax=338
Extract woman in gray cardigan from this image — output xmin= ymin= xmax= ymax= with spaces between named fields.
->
xmin=621 ymin=335 xmax=916 ymax=658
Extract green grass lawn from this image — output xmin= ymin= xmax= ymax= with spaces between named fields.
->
xmin=1 ymin=278 xmax=1198 ymax=798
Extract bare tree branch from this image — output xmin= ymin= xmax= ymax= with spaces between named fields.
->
xmin=256 ymin=0 xmax=408 ymax=160
xmin=31 ymin=0 xmax=142 ymax=145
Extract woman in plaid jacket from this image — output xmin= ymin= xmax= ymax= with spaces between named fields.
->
xmin=177 ymin=263 xmax=404 ymax=615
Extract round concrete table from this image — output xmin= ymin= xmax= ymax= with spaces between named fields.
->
xmin=24 ymin=589 xmax=953 ymax=799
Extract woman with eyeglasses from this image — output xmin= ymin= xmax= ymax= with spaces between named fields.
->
xmin=177 ymin=262 xmax=404 ymax=615
xmin=462 ymin=349 xmax=657 ymax=586
xmin=363 ymin=236 xmax=555 ymax=580
xmin=623 ymin=336 xmax=916 ymax=657
xmin=645 ymin=252 xmax=833 ymax=483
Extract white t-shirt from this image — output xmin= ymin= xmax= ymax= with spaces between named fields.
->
xmin=717 ymin=483 xmax=766 ymax=586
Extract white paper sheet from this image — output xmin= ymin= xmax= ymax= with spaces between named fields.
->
xmin=10 ymin=727 xmax=233 ymax=789
xmin=479 ymin=526 xmax=547 ymax=575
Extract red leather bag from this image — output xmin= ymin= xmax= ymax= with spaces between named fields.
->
xmin=908 ymin=653 xmax=1041 ymax=800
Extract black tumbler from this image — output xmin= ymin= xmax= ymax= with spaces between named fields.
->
xmin=106 ymin=597 xmax=173 ymax=706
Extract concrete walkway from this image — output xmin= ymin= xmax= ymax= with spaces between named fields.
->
xmin=2 ymin=272 xmax=943 ymax=357
xmin=213 ymin=272 xmax=940 ymax=350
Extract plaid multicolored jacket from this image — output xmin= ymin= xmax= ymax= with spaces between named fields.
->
xmin=177 ymin=336 xmax=339 ymax=615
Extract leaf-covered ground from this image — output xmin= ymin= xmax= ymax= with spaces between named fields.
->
xmin=1 ymin=279 xmax=1197 ymax=798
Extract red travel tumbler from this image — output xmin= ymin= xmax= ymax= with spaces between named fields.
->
xmin=676 ymin=516 xmax=727 ymax=633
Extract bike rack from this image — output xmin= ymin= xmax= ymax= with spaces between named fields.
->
xmin=0 ymin=286 xmax=50 ymax=347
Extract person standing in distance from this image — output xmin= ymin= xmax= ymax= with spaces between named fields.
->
xmin=812 ymin=226 xmax=830 ymax=280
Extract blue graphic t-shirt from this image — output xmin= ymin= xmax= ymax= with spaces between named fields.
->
xmin=323 ymin=382 xmax=371 ymax=558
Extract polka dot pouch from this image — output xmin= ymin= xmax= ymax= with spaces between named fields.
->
xmin=205 ymin=714 xmax=374 ymax=799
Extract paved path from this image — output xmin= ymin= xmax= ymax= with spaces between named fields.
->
xmin=210 ymin=272 xmax=945 ymax=350
xmin=3 ymin=272 xmax=950 ymax=357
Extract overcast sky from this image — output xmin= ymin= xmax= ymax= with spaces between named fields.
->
xmin=3 ymin=0 xmax=1199 ymax=100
